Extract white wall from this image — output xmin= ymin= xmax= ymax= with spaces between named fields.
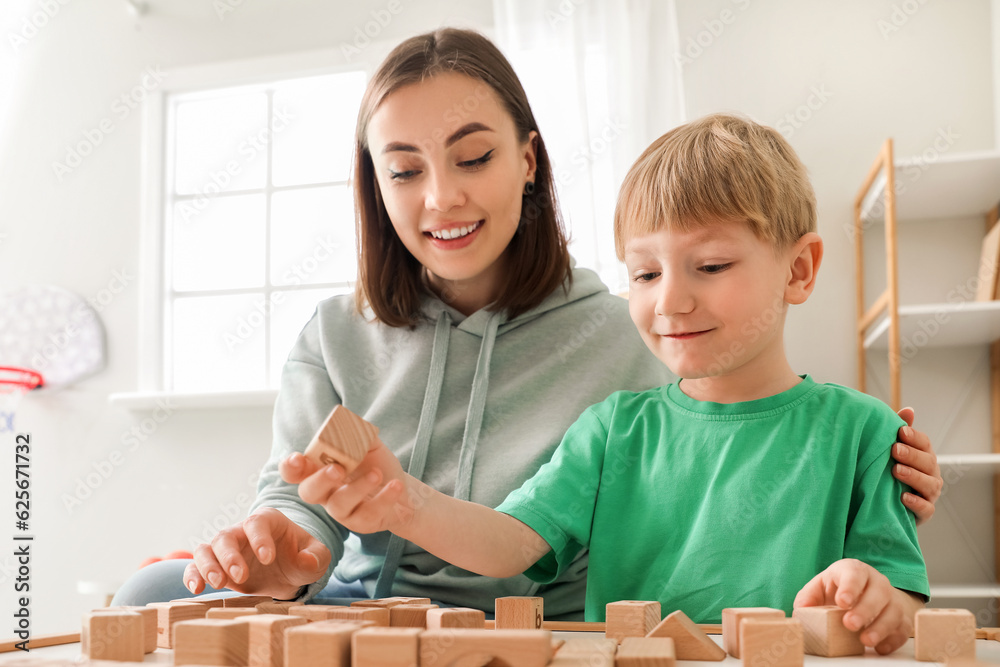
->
xmin=0 ymin=0 xmax=996 ymax=635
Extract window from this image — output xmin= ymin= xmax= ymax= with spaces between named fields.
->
xmin=153 ymin=68 xmax=366 ymax=394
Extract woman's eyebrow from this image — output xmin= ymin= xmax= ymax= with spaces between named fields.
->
xmin=380 ymin=122 xmax=495 ymax=154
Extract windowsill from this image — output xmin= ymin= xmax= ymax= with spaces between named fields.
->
xmin=108 ymin=390 xmax=278 ymax=411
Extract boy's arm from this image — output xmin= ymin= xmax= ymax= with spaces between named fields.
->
xmin=281 ymin=441 xmax=551 ymax=579
xmin=794 ymin=559 xmax=924 ymax=654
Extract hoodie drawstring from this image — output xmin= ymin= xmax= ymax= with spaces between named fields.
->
xmin=453 ymin=311 xmax=501 ymax=501
xmin=372 ymin=309 xmax=502 ymax=597
xmin=374 ymin=311 xmax=452 ymax=598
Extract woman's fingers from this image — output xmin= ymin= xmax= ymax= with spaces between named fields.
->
xmin=191 ymin=542 xmax=231 ymax=592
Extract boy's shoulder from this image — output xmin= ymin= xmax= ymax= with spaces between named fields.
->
xmin=806 ymin=380 xmax=903 ymax=421
xmin=582 ymin=385 xmax=671 ymax=424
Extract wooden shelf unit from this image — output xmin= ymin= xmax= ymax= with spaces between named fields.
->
xmin=854 ymin=138 xmax=1000 ymax=608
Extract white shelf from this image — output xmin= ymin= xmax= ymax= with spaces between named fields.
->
xmin=863 ymin=301 xmax=1000 ymax=350
xmin=930 ymin=584 xmax=1000 ymax=598
xmin=860 ymin=149 xmax=1000 ymax=223
xmin=108 ymin=390 xmax=278 ymax=410
xmin=938 ymin=453 xmax=1000 ymax=467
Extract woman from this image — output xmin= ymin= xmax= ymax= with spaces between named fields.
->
xmin=114 ymin=28 xmax=942 ymax=618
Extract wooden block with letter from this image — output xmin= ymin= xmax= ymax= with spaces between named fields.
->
xmin=425 ymin=607 xmax=485 ymax=629
xmin=92 ymin=606 xmax=157 ymax=654
xmin=606 ymin=601 xmax=661 ymax=642
xmin=914 ymin=608 xmax=976 ymax=662
xmin=388 ymin=603 xmax=439 ymax=628
xmin=495 ymin=596 xmax=543 ymax=630
xmin=739 ymin=618 xmax=803 ymax=667
xmin=617 ymin=637 xmax=676 ymax=666
xmin=721 ymin=607 xmax=784 ymax=658
xmin=147 ymin=601 xmax=209 ymax=648
xmin=208 ymin=608 xmax=259 ymax=620
xmin=81 ymin=610 xmax=144 ymax=662
xmin=284 ymin=621 xmax=364 ymax=667
xmin=303 ymin=405 xmax=379 ymax=473
xmin=172 ymin=618 xmax=249 ymax=666
xmin=352 ymin=626 xmax=421 ymax=666
xmin=791 ymin=606 xmax=864 ymax=657
xmin=646 ymin=609 xmax=725 ymax=661
xmin=419 ymin=629 xmax=552 ymax=667
xmin=243 ymin=614 xmax=308 ymax=667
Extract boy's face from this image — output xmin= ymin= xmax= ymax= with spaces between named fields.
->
xmin=624 ymin=219 xmax=793 ymax=382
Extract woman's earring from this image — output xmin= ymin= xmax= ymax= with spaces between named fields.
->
xmin=523 ymin=181 xmax=535 ymax=196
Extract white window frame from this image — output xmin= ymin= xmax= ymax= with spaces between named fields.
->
xmin=114 ymin=45 xmax=398 ymax=410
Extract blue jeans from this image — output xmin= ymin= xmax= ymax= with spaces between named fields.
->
xmin=110 ymin=559 xmax=370 ymax=607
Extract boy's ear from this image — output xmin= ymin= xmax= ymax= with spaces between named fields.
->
xmin=785 ymin=232 xmax=824 ymax=305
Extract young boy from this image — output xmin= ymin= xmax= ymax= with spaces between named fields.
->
xmin=288 ymin=114 xmax=928 ymax=654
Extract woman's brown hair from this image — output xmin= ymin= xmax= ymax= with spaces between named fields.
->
xmin=353 ymin=28 xmax=572 ymax=327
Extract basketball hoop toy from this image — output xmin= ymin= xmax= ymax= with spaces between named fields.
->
xmin=0 ymin=367 xmax=43 ymax=435
xmin=0 ymin=367 xmax=44 ymax=392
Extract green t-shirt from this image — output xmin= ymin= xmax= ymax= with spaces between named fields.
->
xmin=495 ymin=376 xmax=929 ymax=623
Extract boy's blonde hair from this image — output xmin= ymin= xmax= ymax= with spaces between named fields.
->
xmin=614 ymin=113 xmax=816 ymax=259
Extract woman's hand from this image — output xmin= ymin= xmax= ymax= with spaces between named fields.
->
xmin=892 ymin=407 xmax=943 ymax=525
xmin=183 ymin=508 xmax=331 ymax=600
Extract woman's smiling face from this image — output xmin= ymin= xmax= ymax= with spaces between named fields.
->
xmin=366 ymin=71 xmax=537 ymax=312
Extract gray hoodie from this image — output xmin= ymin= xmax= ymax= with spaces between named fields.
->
xmin=250 ymin=266 xmax=673 ymax=619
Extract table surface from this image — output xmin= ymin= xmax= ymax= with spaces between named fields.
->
xmin=0 ymin=634 xmax=998 ymax=665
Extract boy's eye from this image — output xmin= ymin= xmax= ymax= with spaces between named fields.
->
xmin=701 ymin=263 xmax=732 ymax=274
xmin=458 ymin=149 xmax=494 ymax=169
xmin=633 ymin=271 xmax=660 ymax=282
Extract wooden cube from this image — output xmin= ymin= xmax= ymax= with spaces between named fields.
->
xmin=495 ymin=596 xmax=543 ymax=630
xmin=739 ymin=619 xmax=803 ymax=667
xmin=915 ymin=608 xmax=976 ymax=662
xmin=425 ymin=607 xmax=485 ymax=629
xmin=287 ymin=605 xmax=348 ymax=621
xmin=224 ymin=595 xmax=273 ymax=608
xmin=721 ymin=607 xmax=784 ymax=658
xmin=93 ymin=606 xmax=157 ymax=654
xmin=352 ymin=597 xmax=433 ymax=609
xmin=550 ymin=638 xmax=617 ymax=666
xmin=606 ymin=601 xmax=661 ymax=642
xmin=284 ymin=621 xmax=361 ymax=667
xmin=147 ymin=601 xmax=209 ymax=649
xmin=647 ymin=609 xmax=725 ymax=661
xmin=791 ymin=606 xmax=864 ymax=657
xmin=352 ymin=627 xmax=422 ymax=666
xmin=388 ymin=604 xmax=439 ymax=628
xmin=419 ymin=629 xmax=552 ymax=667
xmin=174 ymin=597 xmax=225 ymax=608
xmin=172 ymin=618 xmax=249 ymax=666
xmin=303 ymin=405 xmax=379 ymax=473
xmin=81 ymin=611 xmax=144 ymax=662
xmin=256 ymin=601 xmax=297 ymax=615
xmin=208 ymin=608 xmax=259 ymax=620
xmin=617 ymin=637 xmax=676 ymax=666
xmin=243 ymin=614 xmax=308 ymax=667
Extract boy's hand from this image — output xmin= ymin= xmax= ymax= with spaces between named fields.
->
xmin=280 ymin=443 xmax=414 ymax=535
xmin=794 ymin=559 xmax=923 ymax=655
xmin=184 ymin=508 xmax=331 ymax=600
xmin=893 ymin=407 xmax=942 ymax=525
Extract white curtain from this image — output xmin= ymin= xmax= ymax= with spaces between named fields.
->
xmin=494 ymin=0 xmax=685 ymax=292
